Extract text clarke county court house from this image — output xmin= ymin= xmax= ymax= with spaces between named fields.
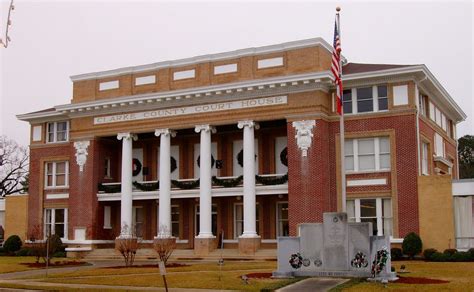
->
xmin=16 ymin=38 xmax=468 ymax=257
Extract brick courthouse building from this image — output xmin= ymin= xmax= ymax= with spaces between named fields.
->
xmin=18 ymin=38 xmax=466 ymax=254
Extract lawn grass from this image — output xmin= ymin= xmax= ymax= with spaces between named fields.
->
xmin=0 ymin=256 xmax=69 ymax=274
xmin=335 ymin=260 xmax=474 ymax=291
xmin=32 ymin=260 xmax=302 ymax=291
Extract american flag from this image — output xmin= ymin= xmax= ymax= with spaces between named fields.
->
xmin=331 ymin=17 xmax=343 ymax=115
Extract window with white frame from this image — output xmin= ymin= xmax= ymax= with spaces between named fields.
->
xmin=47 ymin=121 xmax=69 ymax=143
xmin=434 ymin=133 xmax=444 ymax=157
xmin=276 ymin=202 xmax=289 ymax=237
xmin=429 ymin=102 xmax=449 ymax=132
xmin=422 ymin=142 xmax=429 ymax=175
xmin=234 ymin=203 xmax=259 ymax=239
xmin=171 ymin=205 xmax=180 ymax=238
xmin=344 ymin=137 xmax=390 ymax=172
xmin=104 ymin=157 xmax=111 ymax=178
xmin=132 ymin=206 xmax=144 ymax=237
xmin=418 ymin=94 xmax=427 ymax=116
xmin=343 ymin=85 xmax=388 ymax=114
xmin=195 ymin=204 xmax=218 ymax=236
xmin=44 ymin=208 xmax=68 ymax=239
xmin=45 ymin=161 xmax=69 ymax=188
xmin=347 ymin=198 xmax=392 ymax=236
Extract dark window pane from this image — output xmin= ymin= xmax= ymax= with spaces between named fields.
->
xmin=361 ymin=218 xmax=377 ymax=235
xmin=378 ymin=86 xmax=387 ymax=97
xmin=357 ymin=87 xmax=372 ymax=100
xmin=378 ymin=98 xmax=388 ymax=110
xmin=55 ymin=223 xmax=65 ymax=238
xmin=343 ymin=102 xmax=352 ymax=114
xmin=343 ymin=89 xmax=352 ymax=101
xmin=360 ymin=199 xmax=377 ymax=217
xmin=172 ymin=223 xmax=179 ymax=237
xmin=358 ymin=100 xmax=373 ymax=112
xmin=55 ymin=209 xmax=65 ymax=223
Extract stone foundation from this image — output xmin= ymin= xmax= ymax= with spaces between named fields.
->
xmin=194 ymin=237 xmax=217 ymax=256
xmin=238 ymin=236 xmax=261 ymax=255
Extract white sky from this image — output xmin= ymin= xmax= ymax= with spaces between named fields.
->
xmin=1 ymin=0 xmax=473 ymax=146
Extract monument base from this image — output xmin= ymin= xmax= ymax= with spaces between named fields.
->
xmin=238 ymin=236 xmax=261 ymax=255
xmin=194 ymin=237 xmax=217 ymax=256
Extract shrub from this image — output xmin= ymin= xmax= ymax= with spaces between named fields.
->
xmin=4 ymin=235 xmax=22 ymax=255
xmin=52 ymin=251 xmax=66 ymax=258
xmin=402 ymin=232 xmax=422 ymax=259
xmin=430 ymin=252 xmax=449 ymax=262
xmin=450 ymin=251 xmax=471 ymax=262
xmin=443 ymin=249 xmax=457 ymax=256
xmin=15 ymin=248 xmax=32 ymax=257
xmin=467 ymin=248 xmax=474 ymax=260
xmin=423 ymin=248 xmax=438 ymax=260
xmin=390 ymin=248 xmax=403 ymax=261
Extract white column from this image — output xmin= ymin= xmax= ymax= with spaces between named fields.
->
xmin=238 ymin=120 xmax=260 ymax=238
xmin=155 ymin=129 xmax=176 ymax=238
xmin=117 ymin=132 xmax=137 ymax=237
xmin=195 ymin=125 xmax=216 ymax=238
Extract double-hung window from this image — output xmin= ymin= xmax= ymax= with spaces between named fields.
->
xmin=47 ymin=121 xmax=69 ymax=143
xmin=345 ymin=137 xmax=390 ymax=172
xmin=343 ymin=85 xmax=388 ymax=114
xmin=276 ymin=202 xmax=289 ymax=237
xmin=234 ymin=203 xmax=259 ymax=239
xmin=422 ymin=142 xmax=429 ymax=175
xmin=45 ymin=161 xmax=69 ymax=188
xmin=44 ymin=208 xmax=68 ymax=239
xmin=171 ymin=205 xmax=180 ymax=238
xmin=347 ymin=198 xmax=392 ymax=236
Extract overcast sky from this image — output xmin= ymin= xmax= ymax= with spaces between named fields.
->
xmin=1 ymin=0 xmax=473 ymax=146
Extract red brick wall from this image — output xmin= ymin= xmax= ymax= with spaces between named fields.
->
xmin=68 ymin=139 xmax=101 ymax=239
xmin=287 ymin=119 xmax=331 ymax=235
xmin=28 ymin=145 xmax=71 ymax=238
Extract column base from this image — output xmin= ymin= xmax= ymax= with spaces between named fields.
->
xmin=238 ymin=236 xmax=261 ymax=255
xmin=194 ymin=237 xmax=217 ymax=256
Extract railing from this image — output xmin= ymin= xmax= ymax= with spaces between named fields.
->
xmin=455 ymin=237 xmax=474 ymax=250
xmin=98 ymin=173 xmax=288 ymax=193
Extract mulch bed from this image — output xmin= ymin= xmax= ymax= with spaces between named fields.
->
xmin=21 ymin=261 xmax=87 ymax=268
xmin=105 ymin=263 xmax=189 ymax=269
xmin=395 ymin=276 xmax=450 ymax=284
xmin=244 ymin=272 xmax=273 ymax=279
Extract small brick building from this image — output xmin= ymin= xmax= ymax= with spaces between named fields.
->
xmin=17 ymin=38 xmax=466 ymax=254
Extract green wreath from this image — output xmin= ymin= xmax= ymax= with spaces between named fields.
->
xmin=280 ymin=147 xmax=288 ymax=167
xmin=196 ymin=155 xmax=215 ymax=168
xmin=237 ymin=149 xmax=257 ymax=167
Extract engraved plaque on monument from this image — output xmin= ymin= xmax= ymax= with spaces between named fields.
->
xmin=323 ymin=212 xmax=349 ymax=270
xmin=348 ymin=222 xmax=372 ymax=274
xmin=298 ymin=223 xmax=323 ymax=272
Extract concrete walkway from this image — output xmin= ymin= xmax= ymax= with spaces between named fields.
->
xmin=276 ymin=277 xmax=348 ymax=292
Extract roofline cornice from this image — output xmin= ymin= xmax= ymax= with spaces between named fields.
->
xmin=69 ymin=37 xmax=347 ymax=82
xmin=18 ymin=71 xmax=333 ymax=122
xmin=342 ymin=65 xmax=466 ymax=122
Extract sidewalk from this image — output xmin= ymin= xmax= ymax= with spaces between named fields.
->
xmin=276 ymin=277 xmax=348 ymax=292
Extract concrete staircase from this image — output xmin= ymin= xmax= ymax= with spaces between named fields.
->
xmin=83 ymin=248 xmax=277 ymax=261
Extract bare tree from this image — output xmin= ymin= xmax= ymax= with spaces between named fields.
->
xmin=0 ymin=135 xmax=29 ymax=196
xmin=115 ymin=224 xmax=140 ymax=267
xmin=153 ymin=225 xmax=176 ymax=265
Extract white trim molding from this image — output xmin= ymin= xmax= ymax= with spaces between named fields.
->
xmin=347 ymin=178 xmax=387 ymax=187
xmin=46 ymin=193 xmax=69 ymax=200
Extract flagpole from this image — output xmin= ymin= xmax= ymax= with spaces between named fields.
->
xmin=336 ymin=7 xmax=347 ymax=213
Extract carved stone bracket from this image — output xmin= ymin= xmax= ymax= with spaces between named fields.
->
xmin=74 ymin=140 xmax=90 ymax=172
xmin=292 ymin=120 xmax=316 ymax=157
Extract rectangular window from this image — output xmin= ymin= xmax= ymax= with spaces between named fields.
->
xmin=173 ymin=69 xmax=195 ymax=81
xmin=435 ymin=133 xmax=444 ymax=157
xmin=233 ymin=203 xmax=259 ymax=239
xmin=342 ymin=89 xmax=352 ymax=114
xmin=132 ymin=206 xmax=144 ymax=238
xmin=418 ymin=94 xmax=427 ymax=116
xmin=257 ymin=57 xmax=284 ymax=69
xmin=429 ymin=102 xmax=435 ymax=120
xmin=44 ymin=208 xmax=68 ymax=239
xmin=135 ymin=75 xmax=156 ymax=86
xmin=103 ymin=206 xmax=112 ymax=229
xmin=46 ymin=121 xmax=69 ymax=143
xmin=45 ymin=161 xmax=69 ymax=188
xmin=344 ymin=85 xmax=387 ymax=114
xmin=276 ymin=202 xmax=289 ymax=237
xmin=171 ymin=205 xmax=180 ymax=238
xmin=346 ymin=198 xmax=392 ymax=236
xmin=345 ymin=137 xmax=390 ymax=172
xmin=356 ymin=87 xmax=373 ymax=113
xmin=214 ymin=63 xmax=238 ymax=75
xmin=422 ymin=142 xmax=429 ymax=175
xmin=377 ymin=86 xmax=388 ymax=111
xmin=104 ymin=157 xmax=111 ymax=178
xmin=195 ymin=204 xmax=218 ymax=236
xmin=99 ymin=80 xmax=119 ymax=91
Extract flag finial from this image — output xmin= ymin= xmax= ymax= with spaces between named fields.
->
xmin=336 ymin=6 xmax=341 ymax=12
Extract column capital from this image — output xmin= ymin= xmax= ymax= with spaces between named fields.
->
xmin=117 ymin=132 xmax=138 ymax=141
xmin=195 ymin=124 xmax=216 ymax=134
xmin=155 ymin=129 xmax=177 ymax=138
xmin=237 ymin=120 xmax=260 ymax=130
